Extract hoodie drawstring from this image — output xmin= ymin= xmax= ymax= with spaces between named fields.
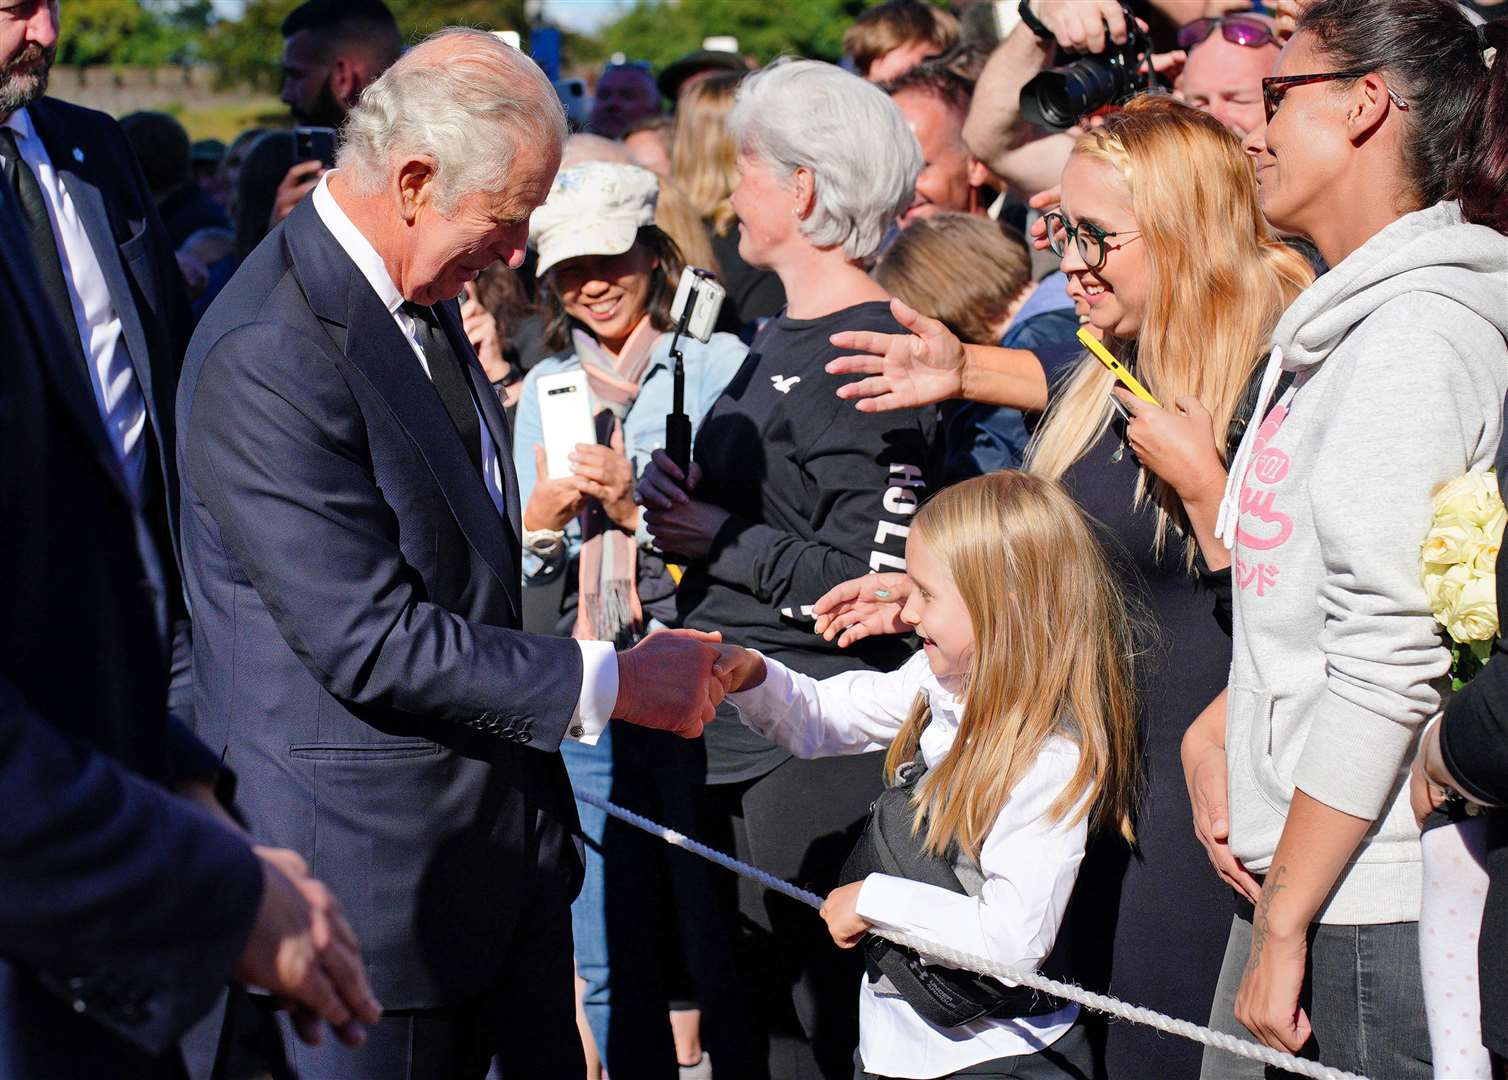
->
xmin=1216 ymin=345 xmax=1286 ymax=550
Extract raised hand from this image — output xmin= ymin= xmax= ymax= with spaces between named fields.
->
xmin=237 ymin=847 xmax=382 ymax=1048
xmin=812 ymin=573 xmax=913 ymax=647
xmin=614 ymin=628 xmax=728 ymax=738
xmin=827 ymin=298 xmax=966 ymax=414
xmin=270 ymin=160 xmax=324 ymax=228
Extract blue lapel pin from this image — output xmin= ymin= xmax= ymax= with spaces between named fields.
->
xmin=72 ymin=147 xmax=84 ymax=163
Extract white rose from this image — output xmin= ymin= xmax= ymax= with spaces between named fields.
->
xmin=1434 ymin=471 xmax=1501 ymax=529
xmin=1446 ymin=570 xmax=1499 ymax=643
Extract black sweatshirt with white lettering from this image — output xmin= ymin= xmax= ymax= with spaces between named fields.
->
xmin=677 ymin=301 xmax=941 ymax=783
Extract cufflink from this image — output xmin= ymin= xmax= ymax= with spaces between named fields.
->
xmin=570 ymin=724 xmax=585 ymax=739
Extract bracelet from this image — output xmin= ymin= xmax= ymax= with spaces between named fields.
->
xmin=1017 ymin=0 xmax=1056 ymax=45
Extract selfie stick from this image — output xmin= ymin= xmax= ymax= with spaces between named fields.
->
xmin=665 ymin=286 xmax=696 ymax=480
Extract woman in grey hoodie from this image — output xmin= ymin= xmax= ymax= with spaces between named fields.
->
xmin=1184 ymin=1 xmax=1508 ymax=1076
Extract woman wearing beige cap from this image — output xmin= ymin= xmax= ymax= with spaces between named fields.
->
xmin=512 ymin=159 xmax=747 ymax=1078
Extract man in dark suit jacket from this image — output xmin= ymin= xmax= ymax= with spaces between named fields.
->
xmin=0 ymin=172 xmax=380 ymax=1078
xmin=178 ymin=29 xmax=730 ymax=1080
xmin=0 ymin=0 xmax=200 ymax=751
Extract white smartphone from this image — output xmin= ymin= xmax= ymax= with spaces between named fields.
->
xmin=671 ymin=269 xmax=727 ymax=344
xmin=535 ymin=370 xmax=597 ymax=479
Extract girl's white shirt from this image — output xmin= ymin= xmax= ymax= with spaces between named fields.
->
xmin=727 ymin=650 xmax=1087 ymax=1078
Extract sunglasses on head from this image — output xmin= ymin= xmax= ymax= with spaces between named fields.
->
xmin=1176 ymin=15 xmax=1280 ymax=52
xmin=1261 ymin=70 xmax=1411 ymax=122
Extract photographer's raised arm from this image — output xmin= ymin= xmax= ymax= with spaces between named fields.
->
xmin=963 ymin=18 xmax=1069 ymax=188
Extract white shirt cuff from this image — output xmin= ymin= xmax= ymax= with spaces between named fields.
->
xmin=570 ymin=640 xmax=618 ymax=745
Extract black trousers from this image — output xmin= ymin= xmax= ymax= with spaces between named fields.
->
xmin=857 ymin=1021 xmax=1096 ymax=1080
xmin=691 ymin=750 xmax=887 ymax=1080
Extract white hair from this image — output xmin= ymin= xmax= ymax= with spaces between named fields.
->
xmin=338 ymin=27 xmax=567 ymax=214
xmin=727 ymin=59 xmax=921 ymax=262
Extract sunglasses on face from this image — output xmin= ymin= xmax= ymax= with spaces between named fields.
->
xmin=1261 ymin=70 xmax=1411 ymax=122
xmin=1176 ymin=15 xmax=1280 ymax=52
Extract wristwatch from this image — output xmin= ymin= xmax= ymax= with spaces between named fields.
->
xmin=523 ymin=526 xmax=565 ymax=557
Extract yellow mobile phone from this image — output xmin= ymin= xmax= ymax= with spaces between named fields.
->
xmin=1078 ymin=327 xmax=1161 ymax=407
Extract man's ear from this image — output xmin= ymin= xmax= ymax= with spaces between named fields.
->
xmin=1344 ymin=72 xmax=1394 ymax=146
xmin=329 ymin=55 xmax=359 ymax=109
xmin=396 ymin=157 xmax=439 ymax=224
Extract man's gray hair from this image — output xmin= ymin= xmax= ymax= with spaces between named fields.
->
xmin=728 ymin=59 xmax=921 ymax=262
xmin=338 ymin=28 xmax=567 ymax=214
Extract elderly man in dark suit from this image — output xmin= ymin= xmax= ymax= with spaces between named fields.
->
xmin=178 ymin=28 xmax=732 ymax=1080
xmin=0 ymin=164 xmax=380 ymax=1078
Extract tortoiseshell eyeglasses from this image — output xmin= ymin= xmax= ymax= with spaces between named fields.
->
xmin=1262 ymin=71 xmax=1411 ymax=123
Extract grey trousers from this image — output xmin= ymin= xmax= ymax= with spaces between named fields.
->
xmin=1200 ymin=912 xmax=1430 ymax=1080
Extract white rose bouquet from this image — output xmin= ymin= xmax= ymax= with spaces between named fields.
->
xmin=1421 ymin=470 xmax=1504 ymax=688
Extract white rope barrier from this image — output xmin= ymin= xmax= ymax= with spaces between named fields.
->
xmin=572 ymin=785 xmax=1371 ymax=1080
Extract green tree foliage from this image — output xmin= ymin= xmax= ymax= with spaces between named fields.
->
xmin=60 ymin=0 xmax=212 ymax=67
xmin=588 ymin=0 xmax=874 ymax=68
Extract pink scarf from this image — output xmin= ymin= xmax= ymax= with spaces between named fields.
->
xmin=571 ymin=316 xmax=661 ymax=646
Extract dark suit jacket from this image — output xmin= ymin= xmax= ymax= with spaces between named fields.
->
xmin=178 ymin=195 xmax=586 ymax=1009
xmin=27 ymin=96 xmax=203 ymax=746
xmin=0 ymin=186 xmax=262 ymax=1079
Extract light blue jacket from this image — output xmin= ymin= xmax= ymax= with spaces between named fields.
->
xmin=512 ymin=329 xmax=749 ymax=580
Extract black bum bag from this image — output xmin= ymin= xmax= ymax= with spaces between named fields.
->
xmin=837 ymin=750 xmax=1070 ymax=1028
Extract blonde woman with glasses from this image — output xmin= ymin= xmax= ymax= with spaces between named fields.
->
xmin=815 ymin=95 xmax=1313 ymax=1078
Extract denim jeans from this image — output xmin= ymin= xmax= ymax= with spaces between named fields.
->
xmin=561 ymin=720 xmax=679 ymax=1079
xmin=1201 ymin=912 xmax=1430 ymax=1080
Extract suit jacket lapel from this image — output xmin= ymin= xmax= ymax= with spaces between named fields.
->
xmin=436 ymin=298 xmax=523 ymax=539
xmin=0 ymin=187 xmax=131 ymax=505
xmin=286 ymin=201 xmax=521 ymax=616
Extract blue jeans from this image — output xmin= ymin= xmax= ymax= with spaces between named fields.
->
xmin=564 ymin=721 xmax=704 ymax=1079
xmin=1201 ymin=912 xmax=1430 ymax=1080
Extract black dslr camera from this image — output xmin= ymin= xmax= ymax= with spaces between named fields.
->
xmin=1019 ymin=3 xmax=1154 ymax=131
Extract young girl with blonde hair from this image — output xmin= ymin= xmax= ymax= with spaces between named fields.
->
xmin=817 ymin=94 xmax=1313 ymax=1076
xmin=713 ymin=471 xmax=1139 ymax=1079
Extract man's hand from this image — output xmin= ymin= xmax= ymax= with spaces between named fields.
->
xmin=827 ymin=298 xmax=966 ymax=414
xmin=1181 ymin=690 xmax=1261 ymax=903
xmin=270 ymin=160 xmax=325 ymax=228
xmin=812 ymin=573 xmax=912 ymax=647
xmin=1032 ymin=0 xmax=1132 ymax=54
xmin=237 ymin=847 xmax=381 ymax=1048
xmin=819 ymin=882 xmax=873 ymax=949
xmin=709 ymin=643 xmax=767 ymax=693
xmin=615 ymin=628 xmax=729 ymax=738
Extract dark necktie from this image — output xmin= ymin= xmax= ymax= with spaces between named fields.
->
xmin=402 ymin=301 xmax=484 ymax=475
xmin=0 ymin=126 xmax=86 ymax=377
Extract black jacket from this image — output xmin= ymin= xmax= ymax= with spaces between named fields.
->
xmin=0 ymin=181 xmax=261 ymax=1079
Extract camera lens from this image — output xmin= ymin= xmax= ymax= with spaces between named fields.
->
xmin=1020 ymin=56 xmax=1126 ymax=130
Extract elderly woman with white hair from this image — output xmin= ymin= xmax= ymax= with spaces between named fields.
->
xmin=636 ymin=59 xmax=940 ymax=1079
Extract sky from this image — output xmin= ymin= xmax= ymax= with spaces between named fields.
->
xmin=206 ymin=0 xmax=633 ymax=34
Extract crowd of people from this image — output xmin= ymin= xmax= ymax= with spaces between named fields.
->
xmin=1 ymin=0 xmax=1506 ymax=1079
